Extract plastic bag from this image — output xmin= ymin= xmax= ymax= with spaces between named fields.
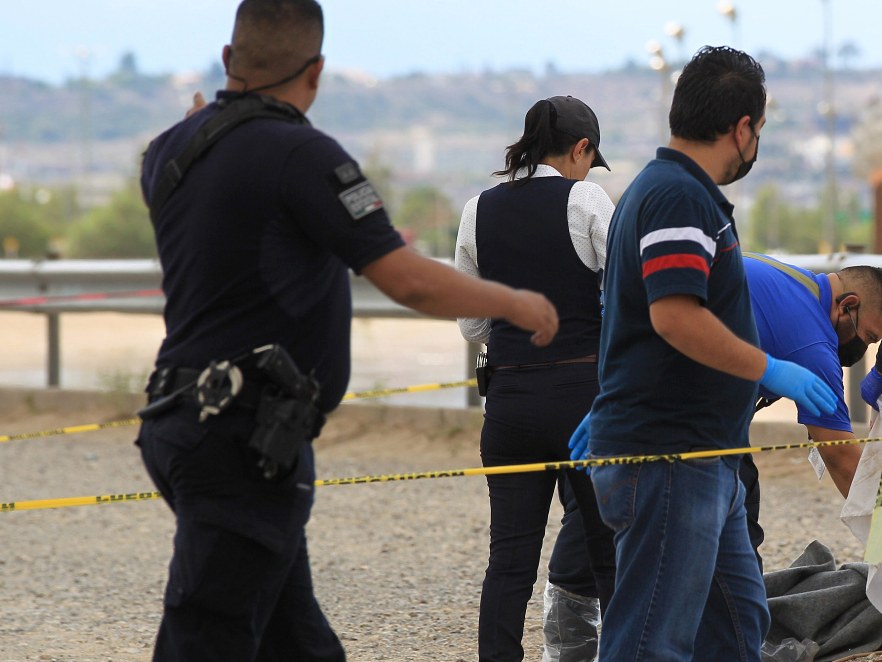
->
xmin=760 ymin=637 xmax=819 ymax=662
xmin=840 ymin=407 xmax=882 ymax=612
xmin=542 ymin=581 xmax=600 ymax=662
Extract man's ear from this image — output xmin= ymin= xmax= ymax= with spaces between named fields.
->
xmin=306 ymin=56 xmax=324 ymax=91
xmin=222 ymin=45 xmax=232 ymax=74
xmin=838 ymin=292 xmax=860 ymax=312
xmin=734 ymin=115 xmax=753 ymax=151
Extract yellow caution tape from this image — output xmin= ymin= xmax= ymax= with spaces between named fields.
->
xmin=341 ymin=379 xmax=477 ymax=400
xmin=0 ymin=379 xmax=480 ymax=445
xmin=0 ymin=491 xmax=162 ymax=512
xmin=315 ymin=436 xmax=882 ymax=485
xmin=5 ymin=436 xmax=882 ymax=513
xmin=0 ymin=418 xmax=143 ymax=444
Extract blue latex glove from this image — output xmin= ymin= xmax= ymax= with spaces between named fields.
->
xmin=759 ymin=354 xmax=837 ymax=417
xmin=861 ymin=367 xmax=882 ymax=411
xmin=568 ymin=412 xmax=591 ymax=473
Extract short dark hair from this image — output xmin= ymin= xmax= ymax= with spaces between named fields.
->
xmin=840 ymin=265 xmax=882 ymax=314
xmin=231 ymin=0 xmax=324 ymax=78
xmin=669 ymin=46 xmax=766 ymax=142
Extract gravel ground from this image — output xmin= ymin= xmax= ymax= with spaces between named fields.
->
xmin=0 ymin=402 xmax=875 ymax=661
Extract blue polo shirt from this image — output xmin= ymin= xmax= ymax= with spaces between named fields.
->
xmin=745 ymin=255 xmax=851 ymax=432
xmin=590 ymin=148 xmax=758 ymax=465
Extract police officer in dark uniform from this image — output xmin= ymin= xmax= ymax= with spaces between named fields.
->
xmin=138 ymin=2 xmax=560 ymax=660
xmin=455 ymin=97 xmax=617 ymax=662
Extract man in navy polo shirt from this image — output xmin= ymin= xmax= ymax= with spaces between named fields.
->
xmin=571 ymin=47 xmax=837 ymax=662
xmin=546 ymin=257 xmax=882 ymax=659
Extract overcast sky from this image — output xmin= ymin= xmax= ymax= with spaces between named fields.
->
xmin=2 ymin=0 xmax=881 ymax=84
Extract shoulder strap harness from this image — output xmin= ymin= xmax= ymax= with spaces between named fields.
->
xmin=148 ymin=94 xmax=309 ymax=222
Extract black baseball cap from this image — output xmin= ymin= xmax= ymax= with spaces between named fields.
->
xmin=547 ymin=95 xmax=610 ymax=171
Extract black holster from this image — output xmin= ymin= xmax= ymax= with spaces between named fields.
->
xmin=248 ymin=345 xmax=324 ymax=478
xmin=475 ymin=351 xmax=490 ymax=397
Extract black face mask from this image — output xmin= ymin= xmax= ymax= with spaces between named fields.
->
xmin=728 ymin=129 xmax=759 ymax=184
xmin=839 ymin=333 xmax=868 ymax=367
xmin=836 ymin=296 xmax=868 ymax=367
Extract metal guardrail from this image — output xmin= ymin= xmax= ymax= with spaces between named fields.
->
xmin=0 ymin=259 xmax=423 ymax=317
xmin=0 ymin=259 xmax=163 ymax=314
xmin=0 ymin=253 xmax=874 ymax=412
xmin=0 ymin=259 xmax=484 ymax=405
xmin=2 ymin=253 xmax=876 ymax=312
xmin=782 ymin=253 xmax=882 ymax=273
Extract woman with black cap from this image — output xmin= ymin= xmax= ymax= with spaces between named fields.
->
xmin=455 ymin=96 xmax=617 ymax=662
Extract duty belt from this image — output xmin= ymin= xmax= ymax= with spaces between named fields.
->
xmin=146 ymin=366 xmax=263 ymax=409
xmin=141 ymin=345 xmax=324 ymax=479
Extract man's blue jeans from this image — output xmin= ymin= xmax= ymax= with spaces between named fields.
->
xmin=591 ymin=456 xmax=770 ymax=662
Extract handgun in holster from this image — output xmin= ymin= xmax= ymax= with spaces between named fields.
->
xmin=248 ymin=344 xmax=325 ymax=479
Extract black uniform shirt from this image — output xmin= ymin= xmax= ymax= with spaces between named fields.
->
xmin=141 ymin=91 xmax=404 ymax=411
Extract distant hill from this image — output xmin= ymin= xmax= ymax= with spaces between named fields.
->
xmin=0 ymin=73 xmax=215 ymax=143
xmin=3 ymin=58 xmax=879 ymax=144
xmin=1 ymin=58 xmax=881 ymax=210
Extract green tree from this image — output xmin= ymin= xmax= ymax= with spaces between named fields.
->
xmin=0 ymin=189 xmax=52 ymax=257
xmin=747 ymin=185 xmax=823 ymax=254
xmin=66 ymin=182 xmax=157 ymax=258
xmin=839 ymin=190 xmax=873 ymax=250
xmin=114 ymin=52 xmax=139 ymax=80
xmin=395 ymin=186 xmax=457 ymax=257
xmin=31 ymin=186 xmax=80 ymax=235
xmin=747 ymin=185 xmax=873 ymax=254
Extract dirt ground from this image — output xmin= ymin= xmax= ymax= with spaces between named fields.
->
xmin=0 ymin=396 xmax=872 ymax=662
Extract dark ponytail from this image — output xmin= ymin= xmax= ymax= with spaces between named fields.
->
xmin=493 ymin=100 xmax=577 ymax=185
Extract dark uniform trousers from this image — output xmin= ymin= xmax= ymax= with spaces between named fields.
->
xmin=479 ymin=362 xmax=616 ymax=662
xmin=137 ymin=406 xmax=346 ymax=662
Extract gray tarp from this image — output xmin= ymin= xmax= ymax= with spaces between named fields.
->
xmin=764 ymin=541 xmax=882 ymax=662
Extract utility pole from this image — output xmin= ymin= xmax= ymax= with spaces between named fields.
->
xmin=646 ymin=41 xmax=670 ymax=146
xmin=717 ymin=1 xmax=740 ymax=48
xmin=76 ymin=47 xmax=93 ymax=205
xmin=717 ymin=2 xmax=750 ymax=231
xmin=820 ymin=0 xmax=838 ymax=252
xmin=665 ymin=21 xmax=687 ymax=66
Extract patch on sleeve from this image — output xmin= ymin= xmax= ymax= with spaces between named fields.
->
xmin=334 ymin=162 xmax=361 ymax=185
xmin=324 ymin=160 xmax=385 ymax=222
xmin=338 ymin=181 xmax=384 ymax=221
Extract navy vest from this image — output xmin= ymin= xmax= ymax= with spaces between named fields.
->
xmin=476 ymin=177 xmax=601 ymax=366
